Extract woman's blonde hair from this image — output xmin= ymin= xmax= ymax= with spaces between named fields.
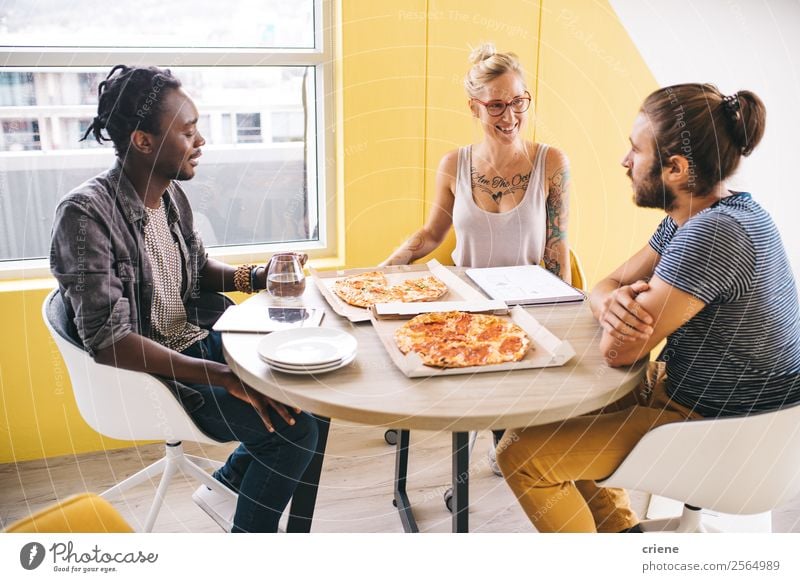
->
xmin=464 ymin=42 xmax=525 ymax=97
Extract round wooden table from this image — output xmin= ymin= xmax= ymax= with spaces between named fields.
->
xmin=222 ymin=279 xmax=648 ymax=532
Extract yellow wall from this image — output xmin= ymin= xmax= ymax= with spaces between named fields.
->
xmin=339 ymin=0 xmax=542 ymax=268
xmin=0 ymin=283 xmax=116 ymax=462
xmin=535 ymin=0 xmax=660 ymax=283
xmin=1 ymin=0 xmax=661 ymax=462
xmin=420 ymin=0 xmax=542 ymax=265
xmin=0 ymin=282 xmax=249 ymax=463
xmin=341 ymin=0 xmax=661 ymax=277
xmin=339 ymin=1 xmax=427 ymax=268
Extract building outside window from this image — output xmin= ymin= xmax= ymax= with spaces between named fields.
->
xmin=0 ymin=119 xmax=40 ymax=151
xmin=271 ymin=111 xmax=305 ymax=143
xmin=0 ymin=71 xmax=35 ymax=106
xmin=62 ymin=118 xmax=102 ymax=149
xmin=0 ymin=0 xmax=333 ymax=269
xmin=77 ymin=72 xmax=102 ymax=105
xmin=235 ymin=113 xmax=263 ymax=144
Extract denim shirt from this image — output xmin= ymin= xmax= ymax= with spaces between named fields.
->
xmin=50 ymin=159 xmax=209 ymax=358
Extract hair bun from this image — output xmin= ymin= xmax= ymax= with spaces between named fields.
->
xmin=469 ymin=43 xmax=497 ymax=65
xmin=729 ymin=90 xmax=766 ymax=157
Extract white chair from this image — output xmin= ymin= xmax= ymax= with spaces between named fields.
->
xmin=42 ymin=289 xmax=237 ymax=532
xmin=598 ymin=403 xmax=800 ymax=532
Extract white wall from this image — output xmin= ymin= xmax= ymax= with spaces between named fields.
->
xmin=611 ymin=0 xmax=800 ymax=274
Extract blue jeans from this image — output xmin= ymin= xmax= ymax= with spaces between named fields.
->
xmin=182 ymin=331 xmax=318 ymax=533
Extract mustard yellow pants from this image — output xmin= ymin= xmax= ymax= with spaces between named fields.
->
xmin=496 ymin=362 xmax=703 ymax=533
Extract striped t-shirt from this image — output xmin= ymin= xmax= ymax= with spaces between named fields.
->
xmin=649 ymin=192 xmax=800 ymax=417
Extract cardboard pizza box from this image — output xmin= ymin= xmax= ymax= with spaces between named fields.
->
xmin=309 ymin=259 xmax=487 ymax=323
xmin=370 ymin=298 xmax=508 ymax=320
xmin=369 ymin=305 xmax=576 ymax=378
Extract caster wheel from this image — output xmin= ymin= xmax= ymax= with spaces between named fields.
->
xmin=392 ymin=498 xmax=398 ymax=507
xmin=444 ymin=488 xmax=454 ymax=513
xmin=384 ymin=429 xmax=399 ymax=446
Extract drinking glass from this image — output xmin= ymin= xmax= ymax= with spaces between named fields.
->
xmin=266 ymin=254 xmax=306 ymax=303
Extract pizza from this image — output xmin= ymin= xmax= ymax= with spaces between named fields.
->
xmin=333 ymin=271 xmax=394 ymax=307
xmin=394 ymin=311 xmax=531 ymax=368
xmin=394 ymin=276 xmax=448 ymax=302
xmin=333 ymin=271 xmax=448 ymax=308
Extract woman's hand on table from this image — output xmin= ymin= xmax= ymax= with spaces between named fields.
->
xmin=598 ymin=280 xmax=655 ymax=342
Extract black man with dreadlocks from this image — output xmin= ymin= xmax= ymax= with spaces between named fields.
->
xmin=49 ymin=65 xmax=318 ymax=533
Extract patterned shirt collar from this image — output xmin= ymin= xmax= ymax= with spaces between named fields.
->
xmin=107 ymin=158 xmax=182 ymax=226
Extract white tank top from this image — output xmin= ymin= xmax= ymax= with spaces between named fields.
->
xmin=451 ymin=143 xmax=549 ymax=268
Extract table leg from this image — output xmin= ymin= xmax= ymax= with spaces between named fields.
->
xmin=452 ymin=431 xmax=469 ymax=533
xmin=393 ymin=429 xmax=419 ymax=533
xmin=287 ymin=414 xmax=330 ymax=533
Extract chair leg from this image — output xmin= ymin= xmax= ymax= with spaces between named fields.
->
xmin=100 ymin=456 xmax=169 ymax=499
xmin=641 ymin=504 xmax=704 ymax=533
xmin=184 ymin=454 xmax=224 ymax=472
xmin=179 ymin=456 xmax=237 ymax=501
xmin=142 ymin=451 xmax=181 ymax=532
xmin=100 ymin=442 xmax=237 ymax=532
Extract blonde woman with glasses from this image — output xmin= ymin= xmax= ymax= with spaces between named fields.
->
xmin=382 ymin=43 xmax=572 ymax=474
xmin=383 ymin=42 xmax=571 ymax=280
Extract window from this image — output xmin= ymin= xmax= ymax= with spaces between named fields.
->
xmin=63 ymin=118 xmax=103 ymax=149
xmin=236 ymin=113 xmax=263 ymax=144
xmin=1 ymin=119 xmax=40 ymax=151
xmin=78 ymin=73 xmax=102 ymax=105
xmin=272 ymin=112 xmax=305 ymax=143
xmin=0 ymin=72 xmax=35 ymax=106
xmin=0 ymin=0 xmax=333 ymax=269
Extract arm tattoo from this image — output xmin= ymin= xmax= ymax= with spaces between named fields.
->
xmin=407 ymin=231 xmax=425 ymax=253
xmin=385 ymin=231 xmax=427 ymax=266
xmin=544 ymin=166 xmax=570 ymax=277
xmin=471 ymin=167 xmax=530 ymax=204
xmin=544 ymin=255 xmax=562 ymax=277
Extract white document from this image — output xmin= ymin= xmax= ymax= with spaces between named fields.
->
xmin=465 ymin=265 xmax=585 ymax=306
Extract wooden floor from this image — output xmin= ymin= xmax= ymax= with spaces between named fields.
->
xmin=2 ymin=420 xmax=800 ymax=533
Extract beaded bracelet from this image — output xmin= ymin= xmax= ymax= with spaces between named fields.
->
xmin=234 ymin=263 xmax=256 ymax=294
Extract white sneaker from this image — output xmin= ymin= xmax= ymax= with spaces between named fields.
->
xmin=487 ymin=443 xmax=503 ymax=477
xmin=192 ymin=484 xmax=237 ymax=532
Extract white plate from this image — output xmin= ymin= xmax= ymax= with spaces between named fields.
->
xmin=269 ymin=352 xmax=356 ymax=375
xmin=257 ymin=327 xmax=357 ymax=366
xmin=263 ymin=355 xmax=346 ymax=371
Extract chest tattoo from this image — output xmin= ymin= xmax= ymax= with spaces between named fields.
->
xmin=471 ymin=167 xmax=531 ymax=203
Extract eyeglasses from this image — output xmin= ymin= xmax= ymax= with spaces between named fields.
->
xmin=471 ymin=91 xmax=532 ymax=117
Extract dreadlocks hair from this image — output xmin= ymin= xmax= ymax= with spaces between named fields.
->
xmin=81 ymin=65 xmax=182 ymax=156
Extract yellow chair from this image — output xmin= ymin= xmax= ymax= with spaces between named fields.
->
xmin=569 ymin=248 xmax=587 ymax=292
xmin=4 ymin=493 xmax=133 ymax=533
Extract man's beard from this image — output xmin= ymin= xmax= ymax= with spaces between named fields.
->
xmin=174 ymin=168 xmax=193 ymax=181
xmin=631 ymin=160 xmax=676 ymax=211
xmin=172 ymin=161 xmax=195 ymax=181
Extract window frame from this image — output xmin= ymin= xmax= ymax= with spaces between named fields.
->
xmin=0 ymin=0 xmax=336 ymax=279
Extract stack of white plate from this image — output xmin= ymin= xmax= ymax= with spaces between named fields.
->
xmin=257 ymin=328 xmax=357 ymax=375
